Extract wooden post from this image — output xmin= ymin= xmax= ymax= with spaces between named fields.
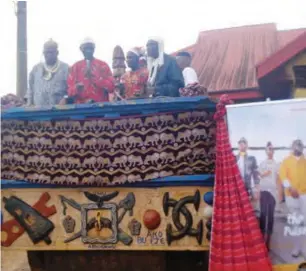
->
xmin=16 ymin=1 xmax=27 ymax=99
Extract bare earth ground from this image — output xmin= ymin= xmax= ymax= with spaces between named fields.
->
xmin=1 ymin=251 xmax=31 ymax=271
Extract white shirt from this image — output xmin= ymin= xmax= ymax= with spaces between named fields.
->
xmin=182 ymin=67 xmax=199 ymax=86
xmin=237 ymin=155 xmax=245 ymax=180
xmin=259 ymin=159 xmax=279 ymax=196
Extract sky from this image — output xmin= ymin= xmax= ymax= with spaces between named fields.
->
xmin=1 ymin=0 xmax=306 ymax=96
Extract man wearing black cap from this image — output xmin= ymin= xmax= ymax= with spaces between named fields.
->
xmin=236 ymin=137 xmax=260 ymax=200
xmin=176 ymin=51 xmax=207 ymax=97
xmin=176 ymin=51 xmax=198 ymax=87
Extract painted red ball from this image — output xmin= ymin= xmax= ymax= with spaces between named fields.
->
xmin=143 ymin=209 xmax=161 ymax=230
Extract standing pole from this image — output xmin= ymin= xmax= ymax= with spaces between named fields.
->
xmin=16 ymin=1 xmax=27 ymax=98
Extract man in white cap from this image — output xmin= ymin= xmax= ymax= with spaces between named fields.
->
xmin=27 ymin=39 xmax=69 ymax=106
xmin=119 ymin=47 xmax=148 ymax=99
xmin=65 ymin=38 xmax=114 ymax=104
xmin=146 ymin=37 xmax=184 ymax=97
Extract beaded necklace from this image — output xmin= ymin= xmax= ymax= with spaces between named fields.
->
xmin=43 ymin=60 xmax=60 ymax=81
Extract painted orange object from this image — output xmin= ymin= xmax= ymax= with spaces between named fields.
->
xmin=1 ymin=192 xmax=56 ymax=247
xmin=143 ymin=209 xmax=161 ymax=230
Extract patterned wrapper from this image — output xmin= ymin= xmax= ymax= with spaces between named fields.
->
xmin=1 ymin=110 xmax=216 ymax=186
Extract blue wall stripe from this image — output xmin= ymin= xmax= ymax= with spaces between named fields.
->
xmin=1 ymin=175 xmax=214 ymax=189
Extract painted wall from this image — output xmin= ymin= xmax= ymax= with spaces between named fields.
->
xmin=284 ymin=50 xmax=306 ymax=98
xmin=1 ymin=187 xmax=211 ymax=252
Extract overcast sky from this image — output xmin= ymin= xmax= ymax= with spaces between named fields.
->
xmin=1 ymin=0 xmax=306 ymax=96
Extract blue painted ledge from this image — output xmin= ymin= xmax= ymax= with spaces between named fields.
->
xmin=1 ymin=175 xmax=214 ymax=189
xmin=1 ymin=96 xmax=216 ymax=120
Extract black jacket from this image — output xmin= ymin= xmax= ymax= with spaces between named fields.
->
xmin=152 ymin=54 xmax=184 ymax=97
xmin=236 ymin=154 xmax=260 ymax=196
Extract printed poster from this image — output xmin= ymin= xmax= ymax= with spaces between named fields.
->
xmin=226 ymin=99 xmax=306 ymax=266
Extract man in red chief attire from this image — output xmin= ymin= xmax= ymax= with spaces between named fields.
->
xmin=65 ymin=38 xmax=115 ymax=104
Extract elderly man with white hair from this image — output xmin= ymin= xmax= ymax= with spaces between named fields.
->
xmin=146 ymin=37 xmax=184 ymax=97
xmin=65 ymin=38 xmax=115 ymax=104
xmin=27 ymin=39 xmax=69 ymax=106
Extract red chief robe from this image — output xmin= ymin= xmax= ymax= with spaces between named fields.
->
xmin=67 ymin=59 xmax=115 ymax=103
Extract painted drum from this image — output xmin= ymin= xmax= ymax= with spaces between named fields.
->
xmin=203 ymin=191 xmax=214 ymax=206
xmin=143 ymin=209 xmax=161 ymax=230
xmin=203 ymin=205 xmax=213 ymax=219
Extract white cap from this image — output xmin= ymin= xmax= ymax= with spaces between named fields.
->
xmin=80 ymin=37 xmax=95 ymax=47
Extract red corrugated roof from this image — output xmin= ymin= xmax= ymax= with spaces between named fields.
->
xmin=278 ymin=28 xmax=306 ymax=48
xmin=174 ymin=23 xmax=306 ymax=92
xmin=257 ymin=31 xmax=306 ymax=79
xmin=171 ymin=44 xmax=195 ymax=57
xmin=192 ymin=23 xmax=279 ymax=92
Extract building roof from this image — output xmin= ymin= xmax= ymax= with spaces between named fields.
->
xmin=193 ymin=23 xmax=279 ymax=92
xmin=173 ymin=23 xmax=306 ymax=93
xmin=257 ymin=31 xmax=306 ymax=79
xmin=171 ymin=44 xmax=195 ymax=57
xmin=278 ymin=28 xmax=306 ymax=48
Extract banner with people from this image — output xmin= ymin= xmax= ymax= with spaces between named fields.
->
xmin=226 ymin=99 xmax=306 ymax=269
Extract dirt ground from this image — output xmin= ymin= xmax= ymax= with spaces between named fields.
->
xmin=1 ymin=251 xmax=31 ymax=271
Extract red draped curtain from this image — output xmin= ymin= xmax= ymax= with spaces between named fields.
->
xmin=209 ymin=95 xmax=272 ymax=271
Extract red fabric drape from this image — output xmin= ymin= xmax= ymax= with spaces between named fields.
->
xmin=209 ymin=95 xmax=273 ymax=271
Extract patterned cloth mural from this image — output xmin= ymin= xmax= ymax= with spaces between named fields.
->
xmin=1 ymin=110 xmax=216 ymax=186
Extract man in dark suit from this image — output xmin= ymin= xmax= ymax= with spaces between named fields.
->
xmin=146 ymin=37 xmax=184 ymax=97
xmin=236 ymin=137 xmax=260 ymax=200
